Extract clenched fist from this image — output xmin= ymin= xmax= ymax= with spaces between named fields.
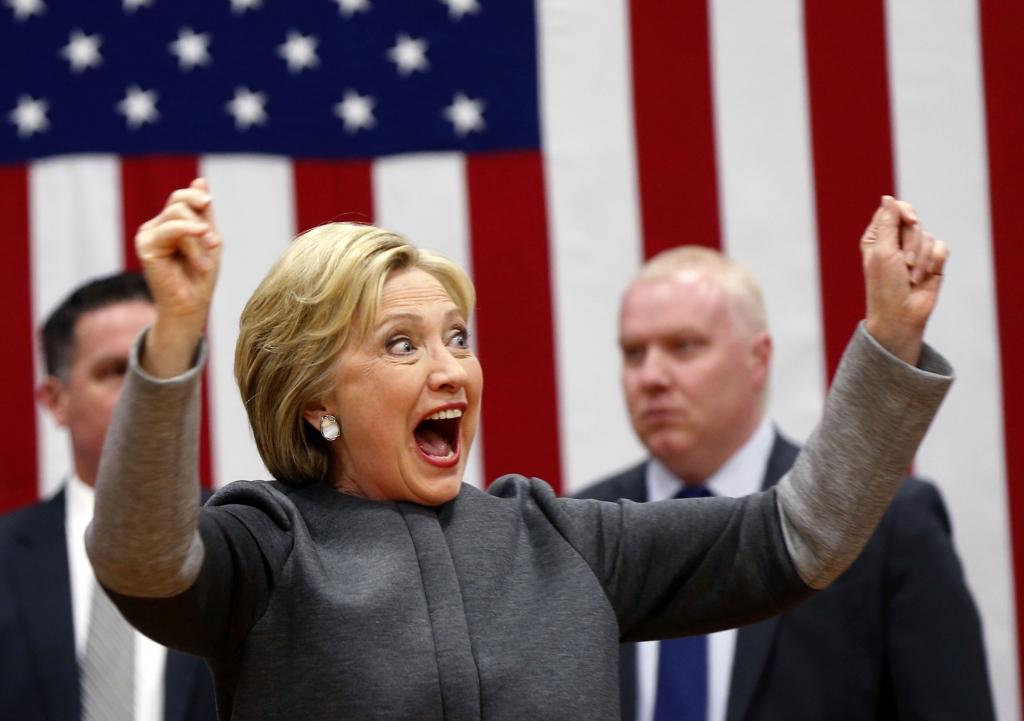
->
xmin=135 ymin=178 xmax=223 ymax=379
xmin=861 ymin=196 xmax=947 ymax=366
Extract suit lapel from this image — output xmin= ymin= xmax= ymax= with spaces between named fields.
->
xmin=620 ymin=464 xmax=648 ymax=503
xmin=8 ymin=491 xmax=81 ymax=720
xmin=725 ymin=433 xmax=800 ymax=721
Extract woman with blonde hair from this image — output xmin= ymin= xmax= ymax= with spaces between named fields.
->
xmin=88 ymin=179 xmax=952 ymax=720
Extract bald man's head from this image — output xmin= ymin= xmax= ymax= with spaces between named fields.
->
xmin=619 ymin=247 xmax=772 ymax=483
xmin=637 ymin=245 xmax=768 ymax=337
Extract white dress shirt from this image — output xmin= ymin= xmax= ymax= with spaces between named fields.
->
xmin=65 ymin=473 xmax=167 ymax=721
xmin=635 ymin=417 xmax=776 ymax=721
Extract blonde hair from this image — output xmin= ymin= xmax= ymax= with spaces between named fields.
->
xmin=638 ymin=245 xmax=767 ymax=333
xmin=235 ymin=223 xmax=476 ymax=485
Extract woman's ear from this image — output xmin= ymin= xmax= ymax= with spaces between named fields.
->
xmin=302 ymin=403 xmax=328 ymax=432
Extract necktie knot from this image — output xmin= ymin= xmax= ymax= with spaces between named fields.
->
xmin=675 ymin=485 xmax=712 ymax=499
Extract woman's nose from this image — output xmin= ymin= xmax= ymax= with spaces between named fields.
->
xmin=428 ymin=344 xmax=469 ymax=392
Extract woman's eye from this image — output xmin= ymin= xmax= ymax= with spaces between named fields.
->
xmin=449 ymin=329 xmax=470 ymax=350
xmin=387 ymin=338 xmax=415 ymax=355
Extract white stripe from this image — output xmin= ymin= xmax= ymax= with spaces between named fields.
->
xmin=371 ymin=153 xmax=483 ymax=489
xmin=372 ymin=153 xmax=472 ymax=269
xmin=29 ymin=155 xmax=124 ymax=498
xmin=886 ymin=1 xmax=1019 ymax=716
xmin=201 ymin=155 xmax=294 ymax=487
xmin=709 ymin=0 xmax=826 ymax=444
xmin=537 ymin=0 xmax=647 ymax=493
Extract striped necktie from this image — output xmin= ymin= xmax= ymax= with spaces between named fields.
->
xmin=80 ymin=582 xmax=135 ymax=721
xmin=654 ymin=484 xmax=713 ymax=721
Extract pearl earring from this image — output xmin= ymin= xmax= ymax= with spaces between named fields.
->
xmin=319 ymin=415 xmax=340 ymax=441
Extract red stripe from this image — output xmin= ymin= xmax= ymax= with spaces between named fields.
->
xmin=466 ymin=151 xmax=563 ymax=494
xmin=630 ymin=0 xmax=721 ymax=257
xmin=121 ymin=156 xmax=201 ymax=270
xmin=0 ymin=165 xmax=39 ymax=513
xmin=979 ymin=0 xmax=1024 ymax=692
xmin=804 ymin=0 xmax=896 ymax=381
xmin=120 ymin=156 xmax=214 ymax=490
xmin=293 ymin=159 xmax=374 ymax=232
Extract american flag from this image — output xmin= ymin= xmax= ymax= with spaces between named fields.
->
xmin=1 ymin=0 xmax=1022 ymax=717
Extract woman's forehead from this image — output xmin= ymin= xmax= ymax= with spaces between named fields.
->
xmin=378 ymin=268 xmax=459 ymax=320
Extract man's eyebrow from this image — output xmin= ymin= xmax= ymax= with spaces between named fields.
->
xmin=91 ymin=354 xmax=130 ymax=370
xmin=94 ymin=352 xmax=130 ymax=362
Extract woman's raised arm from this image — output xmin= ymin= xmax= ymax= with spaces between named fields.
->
xmin=541 ymin=196 xmax=953 ymax=639
xmin=86 ymin=179 xmax=224 ymax=599
xmin=778 ymin=194 xmax=950 ymax=589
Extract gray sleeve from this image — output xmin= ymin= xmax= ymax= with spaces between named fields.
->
xmin=777 ymin=322 xmax=953 ymax=589
xmin=510 ymin=476 xmax=813 ymax=640
xmin=85 ymin=328 xmax=207 ymax=598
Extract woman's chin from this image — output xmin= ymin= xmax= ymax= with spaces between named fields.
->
xmin=411 ymin=472 xmax=464 ymax=506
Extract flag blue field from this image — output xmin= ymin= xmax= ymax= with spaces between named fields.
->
xmin=1 ymin=0 xmax=539 ymax=159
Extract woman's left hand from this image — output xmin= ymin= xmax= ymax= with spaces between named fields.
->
xmin=861 ymin=195 xmax=948 ymax=366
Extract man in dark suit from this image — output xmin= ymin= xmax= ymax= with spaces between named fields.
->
xmin=578 ymin=246 xmax=995 ymax=721
xmin=0 ymin=273 xmax=217 ymax=721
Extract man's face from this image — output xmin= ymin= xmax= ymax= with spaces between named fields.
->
xmin=39 ymin=300 xmax=156 ymax=486
xmin=619 ymin=270 xmax=770 ymax=481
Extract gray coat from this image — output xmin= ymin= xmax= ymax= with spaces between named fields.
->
xmin=92 ymin=325 xmax=953 ymax=720
xmin=113 ymin=474 xmax=809 ymax=720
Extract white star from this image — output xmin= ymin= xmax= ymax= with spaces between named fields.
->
xmin=230 ymin=0 xmax=261 ymax=14
xmin=122 ymin=0 xmax=154 ymax=13
xmin=60 ymin=30 xmax=103 ymax=74
xmin=169 ymin=27 xmax=212 ymax=71
xmin=387 ymin=34 xmax=429 ymax=77
xmin=333 ymin=89 xmax=376 ymax=134
xmin=117 ymin=85 xmax=159 ymax=130
xmin=277 ymin=31 xmax=319 ymax=74
xmin=5 ymin=0 xmax=45 ymax=22
xmin=8 ymin=95 xmax=49 ymax=138
xmin=332 ymin=0 xmax=369 ymax=18
xmin=440 ymin=0 xmax=479 ymax=20
xmin=225 ymin=87 xmax=268 ymax=131
xmin=443 ymin=92 xmax=485 ymax=136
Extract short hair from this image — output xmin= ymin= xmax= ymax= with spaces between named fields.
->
xmin=40 ymin=272 xmax=153 ymax=382
xmin=636 ymin=245 xmax=767 ymax=334
xmin=235 ymin=222 xmax=476 ymax=486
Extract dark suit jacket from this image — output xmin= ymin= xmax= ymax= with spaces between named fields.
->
xmin=0 ymin=489 xmax=218 ymax=721
xmin=578 ymin=433 xmax=996 ymax=721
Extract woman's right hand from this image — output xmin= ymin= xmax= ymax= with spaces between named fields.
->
xmin=135 ymin=178 xmax=223 ymax=379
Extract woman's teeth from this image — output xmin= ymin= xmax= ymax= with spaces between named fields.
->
xmin=426 ymin=408 xmax=463 ymax=421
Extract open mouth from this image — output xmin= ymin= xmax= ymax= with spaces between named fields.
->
xmin=413 ymin=407 xmax=463 ymax=467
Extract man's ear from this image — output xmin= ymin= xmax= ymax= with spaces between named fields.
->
xmin=749 ymin=331 xmax=772 ymax=390
xmin=36 ymin=376 xmax=70 ymax=427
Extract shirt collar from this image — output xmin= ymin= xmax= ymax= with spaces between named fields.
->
xmin=65 ymin=471 xmax=95 ymax=524
xmin=646 ymin=416 xmax=776 ymax=502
